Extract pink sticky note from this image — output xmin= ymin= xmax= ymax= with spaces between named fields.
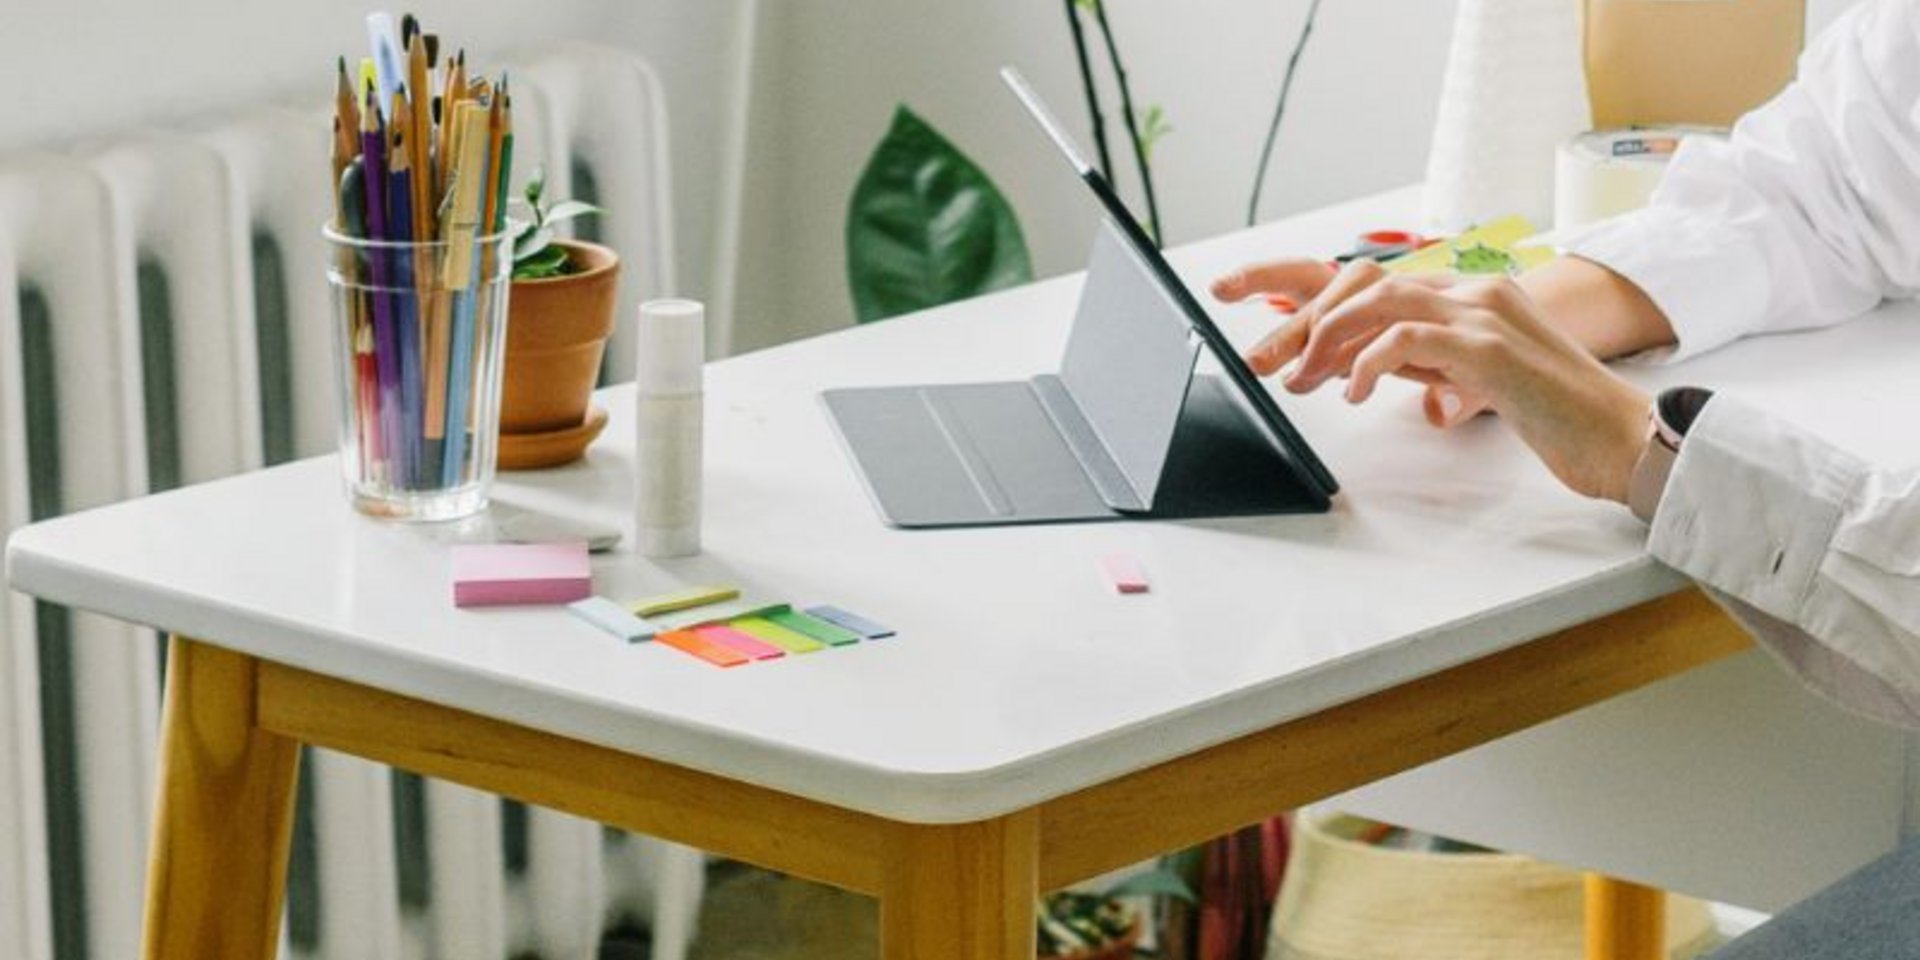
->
xmin=657 ymin=630 xmax=751 ymax=668
xmin=693 ymin=625 xmax=786 ymax=661
xmin=1101 ymin=554 xmax=1150 ymax=595
xmin=451 ymin=542 xmax=593 ymax=607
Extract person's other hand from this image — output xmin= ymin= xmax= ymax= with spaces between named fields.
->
xmin=1314 ymin=270 xmax=1651 ymax=502
xmin=1212 ymin=258 xmax=1490 ymax=429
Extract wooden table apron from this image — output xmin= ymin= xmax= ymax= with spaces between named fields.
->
xmin=141 ymin=588 xmax=1748 ymax=960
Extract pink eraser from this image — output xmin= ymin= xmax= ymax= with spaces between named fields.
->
xmin=451 ymin=542 xmax=593 ymax=607
xmin=1101 ymin=554 xmax=1150 ymax=594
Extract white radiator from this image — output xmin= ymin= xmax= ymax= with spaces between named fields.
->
xmin=0 ymin=44 xmax=703 ymax=960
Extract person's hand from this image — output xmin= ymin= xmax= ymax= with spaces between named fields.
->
xmin=1216 ymin=260 xmax=1651 ymax=503
xmin=1211 ymin=259 xmax=1491 ymax=429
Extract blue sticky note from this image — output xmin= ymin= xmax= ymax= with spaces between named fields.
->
xmin=570 ymin=596 xmax=661 ymax=643
xmin=804 ymin=605 xmax=895 ymax=640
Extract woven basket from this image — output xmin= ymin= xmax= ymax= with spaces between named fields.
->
xmin=1266 ymin=813 xmax=1720 ymax=960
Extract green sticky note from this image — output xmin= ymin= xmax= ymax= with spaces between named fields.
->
xmin=765 ymin=608 xmax=862 ymax=647
xmin=730 ymin=617 xmax=826 ymax=654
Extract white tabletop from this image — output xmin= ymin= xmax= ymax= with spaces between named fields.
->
xmin=11 ymin=187 xmax=1917 ymax=824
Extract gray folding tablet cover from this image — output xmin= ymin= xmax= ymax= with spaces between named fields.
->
xmin=823 ymin=220 xmax=1319 ymax=528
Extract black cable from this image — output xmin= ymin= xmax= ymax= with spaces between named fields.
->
xmin=1248 ymin=0 xmax=1324 ymax=227
xmin=1063 ymin=0 xmax=1116 ymax=182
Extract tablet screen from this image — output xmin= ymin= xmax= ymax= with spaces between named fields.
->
xmin=1000 ymin=67 xmax=1339 ymax=498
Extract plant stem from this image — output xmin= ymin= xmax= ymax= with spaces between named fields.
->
xmin=1089 ymin=0 xmax=1163 ymax=244
xmin=1063 ymin=0 xmax=1116 ymax=183
xmin=1247 ymin=0 xmax=1324 ymax=226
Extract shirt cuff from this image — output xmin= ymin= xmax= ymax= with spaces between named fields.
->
xmin=1557 ymin=200 xmax=1773 ymax=364
xmin=1647 ymin=396 xmax=1866 ymax=625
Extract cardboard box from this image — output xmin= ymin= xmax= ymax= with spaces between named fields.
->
xmin=1585 ymin=0 xmax=1806 ymax=128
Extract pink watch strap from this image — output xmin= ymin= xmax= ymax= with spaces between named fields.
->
xmin=1627 ymin=422 xmax=1681 ymax=523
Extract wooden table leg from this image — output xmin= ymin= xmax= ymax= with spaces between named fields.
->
xmin=1584 ymin=873 xmax=1666 ymax=960
xmin=142 ymin=637 xmax=302 ymax=960
xmin=881 ymin=810 xmax=1039 ymax=960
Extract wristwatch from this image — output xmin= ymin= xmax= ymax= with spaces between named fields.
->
xmin=1627 ymin=386 xmax=1715 ymax=523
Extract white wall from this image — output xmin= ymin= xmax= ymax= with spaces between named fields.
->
xmin=729 ymin=0 xmax=1865 ymax=352
xmin=731 ymin=0 xmax=1462 ymax=351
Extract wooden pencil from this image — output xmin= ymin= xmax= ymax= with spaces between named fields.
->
xmin=334 ymin=56 xmax=360 ymax=153
xmin=330 ymin=116 xmax=349 ymax=229
xmin=407 ymin=33 xmax=433 ymax=239
xmin=437 ymin=49 xmax=466 ymax=215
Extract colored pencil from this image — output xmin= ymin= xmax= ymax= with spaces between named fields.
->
xmin=440 ymin=99 xmax=491 ymax=488
xmin=494 ymin=77 xmax=514 ymax=234
xmin=481 ymin=80 xmax=507 ymax=239
xmin=389 ymin=88 xmax=425 ymax=487
xmin=359 ymin=83 xmax=403 ymax=483
xmin=355 ymin=322 xmax=380 ymax=485
xmin=407 ymin=31 xmax=433 ymax=237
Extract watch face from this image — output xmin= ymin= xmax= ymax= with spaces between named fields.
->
xmin=1659 ymin=387 xmax=1715 ymax=438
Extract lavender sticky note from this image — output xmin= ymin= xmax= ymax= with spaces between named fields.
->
xmin=805 ymin=605 xmax=895 ymax=639
xmin=452 ymin=542 xmax=592 ymax=607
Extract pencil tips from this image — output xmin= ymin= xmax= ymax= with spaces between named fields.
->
xmin=425 ymin=34 xmax=440 ymax=67
xmin=400 ymin=13 xmax=419 ymax=44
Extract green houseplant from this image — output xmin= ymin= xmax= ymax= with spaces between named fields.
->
xmin=1038 ymin=867 xmax=1197 ymax=959
xmin=497 ymin=169 xmax=616 ymax=468
xmin=845 ymin=107 xmax=1033 ymax=324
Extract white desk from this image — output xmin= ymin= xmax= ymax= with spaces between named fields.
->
xmin=5 ymin=187 xmax=1902 ymax=956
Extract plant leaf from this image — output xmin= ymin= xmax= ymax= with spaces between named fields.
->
xmin=514 ymin=226 xmax=556 ymax=262
xmin=845 ymin=106 xmax=1033 ymax=324
xmin=512 ymin=243 xmax=570 ymax=280
xmin=1103 ymin=868 xmax=1198 ymax=904
xmin=542 ymin=200 xmax=603 ymax=226
xmin=524 ymin=167 xmax=546 ymax=210
xmin=1141 ymin=104 xmax=1173 ymax=160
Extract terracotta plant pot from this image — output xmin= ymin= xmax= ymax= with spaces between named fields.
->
xmin=498 ymin=239 xmax=618 ymax=468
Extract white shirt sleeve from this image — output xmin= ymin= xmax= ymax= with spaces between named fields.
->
xmin=1561 ymin=0 xmax=1920 ymax=362
xmin=1649 ymin=396 xmax=1920 ymax=728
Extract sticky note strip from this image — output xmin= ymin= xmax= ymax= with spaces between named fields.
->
xmin=569 ymin=597 xmax=660 ymax=642
xmin=694 ymin=625 xmax=785 ymax=661
xmin=656 ymin=629 xmax=750 ymax=668
xmin=1101 ymin=554 xmax=1150 ymax=594
xmin=452 ymin=542 xmax=592 ymax=607
xmin=631 ymin=584 xmax=742 ymax=619
xmin=630 ymin=600 xmax=787 ymax=641
xmin=729 ymin=617 xmax=826 ymax=654
xmin=765 ymin=608 xmax=862 ymax=647
xmin=805 ymin=605 xmax=895 ymax=640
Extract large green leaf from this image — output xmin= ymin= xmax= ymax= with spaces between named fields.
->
xmin=846 ymin=106 xmax=1033 ymax=323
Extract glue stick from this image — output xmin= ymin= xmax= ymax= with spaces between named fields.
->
xmin=634 ymin=299 xmax=705 ymax=557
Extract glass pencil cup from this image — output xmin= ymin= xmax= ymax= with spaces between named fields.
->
xmin=325 ymin=225 xmax=514 ymax=521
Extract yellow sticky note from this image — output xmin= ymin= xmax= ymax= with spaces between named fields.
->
xmin=1386 ymin=215 xmax=1555 ymax=276
xmin=631 ymin=585 xmax=742 ymax=619
xmin=729 ymin=617 xmax=826 ymax=655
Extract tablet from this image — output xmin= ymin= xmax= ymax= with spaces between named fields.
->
xmin=1000 ymin=66 xmax=1339 ymax=499
xmin=817 ymin=70 xmax=1337 ymax=528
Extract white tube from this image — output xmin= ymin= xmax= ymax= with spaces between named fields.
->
xmin=634 ymin=299 xmax=705 ymax=558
